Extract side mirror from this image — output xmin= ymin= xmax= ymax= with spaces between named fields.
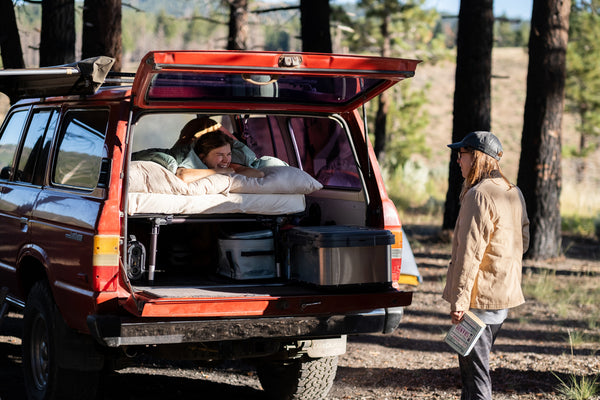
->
xmin=0 ymin=166 xmax=12 ymax=180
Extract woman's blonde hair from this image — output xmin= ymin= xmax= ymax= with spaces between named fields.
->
xmin=461 ymin=149 xmax=513 ymax=199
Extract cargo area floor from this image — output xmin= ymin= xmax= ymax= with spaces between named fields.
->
xmin=134 ymin=282 xmax=322 ymax=299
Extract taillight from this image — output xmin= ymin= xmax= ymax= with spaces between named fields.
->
xmin=92 ymin=235 xmax=120 ymax=292
xmin=389 ymin=228 xmax=403 ymax=282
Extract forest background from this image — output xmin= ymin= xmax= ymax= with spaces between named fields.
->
xmin=1 ymin=0 xmax=599 ymax=242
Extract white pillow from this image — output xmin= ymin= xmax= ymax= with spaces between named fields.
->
xmin=128 ymin=161 xmax=231 ymax=195
xmin=230 ymin=166 xmax=322 ymax=194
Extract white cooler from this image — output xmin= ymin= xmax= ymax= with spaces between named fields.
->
xmin=217 ymin=230 xmax=276 ymax=279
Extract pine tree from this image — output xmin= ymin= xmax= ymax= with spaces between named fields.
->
xmin=442 ymin=0 xmax=493 ymax=230
xmin=565 ymin=0 xmax=600 ymax=182
xmin=0 ymin=0 xmax=24 ymax=69
xmin=517 ymin=0 xmax=571 ymax=260
xmin=351 ymin=0 xmax=445 ymax=172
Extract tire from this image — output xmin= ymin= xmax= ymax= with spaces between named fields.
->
xmin=22 ymin=281 xmax=101 ymax=400
xmin=257 ymin=355 xmax=338 ymax=400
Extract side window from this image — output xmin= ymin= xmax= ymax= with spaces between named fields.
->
xmin=243 ymin=116 xmax=289 ymax=163
xmin=53 ymin=110 xmax=108 ymax=189
xmin=0 ymin=110 xmax=28 ymax=180
xmin=16 ymin=109 xmax=56 ymax=184
xmin=33 ymin=111 xmax=59 ymax=186
xmin=291 ymin=117 xmax=361 ymax=190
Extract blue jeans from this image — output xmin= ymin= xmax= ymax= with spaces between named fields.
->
xmin=458 ymin=322 xmax=503 ymax=400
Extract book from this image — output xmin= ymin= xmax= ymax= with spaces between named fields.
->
xmin=444 ymin=311 xmax=486 ymax=357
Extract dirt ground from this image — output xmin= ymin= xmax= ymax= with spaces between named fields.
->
xmin=1 ymin=227 xmax=599 ymax=400
xmin=327 ymin=227 xmax=600 ymax=400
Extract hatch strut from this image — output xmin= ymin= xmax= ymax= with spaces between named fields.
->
xmin=362 ymin=102 xmax=371 ymax=178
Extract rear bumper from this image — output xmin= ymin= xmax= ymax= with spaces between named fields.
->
xmin=87 ymin=306 xmax=407 ymax=347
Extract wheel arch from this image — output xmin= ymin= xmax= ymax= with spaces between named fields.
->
xmin=17 ymin=246 xmax=50 ymax=303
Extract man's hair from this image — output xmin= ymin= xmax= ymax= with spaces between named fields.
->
xmin=194 ymin=131 xmax=234 ymax=158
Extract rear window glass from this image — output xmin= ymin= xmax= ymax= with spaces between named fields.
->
xmin=289 ymin=117 xmax=361 ymax=190
xmin=146 ymin=72 xmax=383 ymax=106
xmin=53 ymin=110 xmax=108 ymax=189
xmin=238 ymin=116 xmax=361 ymax=190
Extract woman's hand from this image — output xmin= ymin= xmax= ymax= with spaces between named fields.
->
xmin=450 ymin=311 xmax=465 ymax=325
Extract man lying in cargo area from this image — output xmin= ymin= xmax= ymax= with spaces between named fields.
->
xmin=131 ymin=116 xmax=287 ymax=182
xmin=169 ymin=117 xmax=263 ymax=181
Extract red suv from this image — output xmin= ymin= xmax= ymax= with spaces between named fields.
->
xmin=0 ymin=51 xmax=418 ymax=400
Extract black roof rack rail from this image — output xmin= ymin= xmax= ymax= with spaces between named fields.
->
xmin=0 ymin=56 xmax=115 ymax=104
xmin=104 ymin=71 xmax=136 ymax=86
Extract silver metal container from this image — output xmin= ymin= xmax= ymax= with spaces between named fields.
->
xmin=286 ymin=226 xmax=394 ymax=286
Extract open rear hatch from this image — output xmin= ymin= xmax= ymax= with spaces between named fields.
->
xmin=131 ymin=50 xmax=419 ymax=113
xmin=121 ymin=51 xmax=419 ymax=320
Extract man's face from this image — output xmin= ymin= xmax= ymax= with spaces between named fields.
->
xmin=201 ymin=144 xmax=232 ymax=169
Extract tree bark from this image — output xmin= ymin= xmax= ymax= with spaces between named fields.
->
xmin=517 ymin=0 xmax=570 ymax=260
xmin=227 ymin=0 xmax=248 ymax=50
xmin=82 ymin=0 xmax=122 ymax=72
xmin=40 ymin=0 xmax=75 ymax=66
xmin=300 ymin=0 xmax=332 ymax=53
xmin=0 ymin=0 xmax=25 ymax=69
xmin=442 ymin=0 xmax=494 ymax=230
xmin=374 ymin=13 xmax=391 ymax=160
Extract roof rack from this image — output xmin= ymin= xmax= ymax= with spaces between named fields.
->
xmin=104 ymin=71 xmax=136 ymax=86
xmin=0 ymin=56 xmax=115 ymax=103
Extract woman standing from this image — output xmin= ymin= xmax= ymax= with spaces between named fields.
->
xmin=444 ymin=131 xmax=530 ymax=400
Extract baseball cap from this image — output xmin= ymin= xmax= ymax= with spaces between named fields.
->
xmin=447 ymin=131 xmax=503 ymax=161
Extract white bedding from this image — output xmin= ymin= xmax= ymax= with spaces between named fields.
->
xmin=126 ymin=161 xmax=320 ymax=215
xmin=127 ymin=192 xmax=306 ymax=215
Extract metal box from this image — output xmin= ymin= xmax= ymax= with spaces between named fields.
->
xmin=286 ymin=226 xmax=394 ymax=286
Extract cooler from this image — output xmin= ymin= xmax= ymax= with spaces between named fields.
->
xmin=285 ymin=226 xmax=394 ymax=286
xmin=218 ymin=230 xmax=276 ymax=279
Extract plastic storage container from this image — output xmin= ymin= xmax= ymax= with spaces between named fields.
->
xmin=285 ymin=226 xmax=394 ymax=286
xmin=218 ymin=230 xmax=276 ymax=279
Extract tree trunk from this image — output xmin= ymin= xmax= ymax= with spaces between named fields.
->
xmin=517 ymin=0 xmax=570 ymax=260
xmin=374 ymin=14 xmax=391 ymax=161
xmin=442 ymin=0 xmax=494 ymax=230
xmin=82 ymin=0 xmax=122 ymax=72
xmin=227 ymin=0 xmax=248 ymax=50
xmin=300 ymin=0 xmax=332 ymax=53
xmin=40 ymin=0 xmax=75 ymax=66
xmin=0 ymin=0 xmax=25 ymax=69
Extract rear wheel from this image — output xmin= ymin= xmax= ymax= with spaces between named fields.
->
xmin=23 ymin=281 xmax=101 ymax=400
xmin=257 ymin=355 xmax=338 ymax=400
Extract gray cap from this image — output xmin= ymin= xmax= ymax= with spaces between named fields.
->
xmin=447 ymin=131 xmax=503 ymax=161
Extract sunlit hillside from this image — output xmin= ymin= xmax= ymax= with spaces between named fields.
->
xmin=401 ymin=47 xmax=599 ymax=223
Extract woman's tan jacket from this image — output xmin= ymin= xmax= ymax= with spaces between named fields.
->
xmin=443 ymin=177 xmax=530 ymax=312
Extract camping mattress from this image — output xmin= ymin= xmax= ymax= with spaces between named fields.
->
xmin=126 ymin=160 xmax=321 ymax=216
xmin=127 ymin=192 xmax=306 ymax=215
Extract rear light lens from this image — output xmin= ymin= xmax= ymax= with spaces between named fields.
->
xmin=92 ymin=235 xmax=120 ymax=292
xmin=389 ymin=229 xmax=403 ymax=282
